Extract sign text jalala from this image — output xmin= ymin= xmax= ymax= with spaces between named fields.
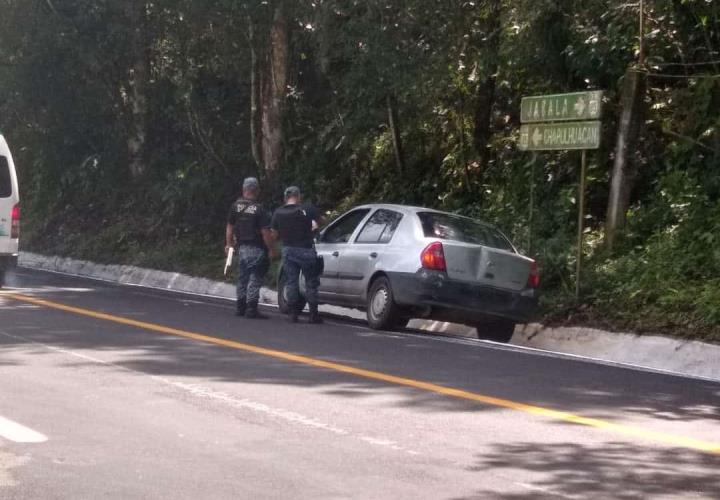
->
xmin=520 ymin=91 xmax=603 ymax=124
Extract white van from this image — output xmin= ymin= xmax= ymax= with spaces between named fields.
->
xmin=0 ymin=134 xmax=19 ymax=287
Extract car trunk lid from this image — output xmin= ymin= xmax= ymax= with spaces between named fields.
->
xmin=442 ymin=242 xmax=532 ymax=291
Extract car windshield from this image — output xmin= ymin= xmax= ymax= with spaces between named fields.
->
xmin=417 ymin=212 xmax=514 ymax=252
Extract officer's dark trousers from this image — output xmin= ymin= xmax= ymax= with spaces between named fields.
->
xmin=236 ymin=245 xmax=269 ymax=303
xmin=282 ymin=247 xmax=320 ymax=309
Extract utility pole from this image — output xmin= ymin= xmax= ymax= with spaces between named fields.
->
xmin=638 ymin=0 xmax=645 ymax=67
xmin=604 ymin=0 xmax=646 ymax=249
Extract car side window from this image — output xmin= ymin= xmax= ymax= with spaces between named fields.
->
xmin=0 ymin=157 xmax=11 ymax=198
xmin=355 ymin=209 xmax=403 ymax=244
xmin=320 ymin=209 xmax=371 ymax=244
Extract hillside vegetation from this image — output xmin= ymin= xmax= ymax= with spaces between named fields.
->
xmin=1 ymin=1 xmax=719 ymax=340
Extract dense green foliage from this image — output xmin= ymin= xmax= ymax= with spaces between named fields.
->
xmin=1 ymin=0 xmax=719 ymax=339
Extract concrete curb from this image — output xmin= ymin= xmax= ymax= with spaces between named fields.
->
xmin=16 ymin=251 xmax=720 ymax=382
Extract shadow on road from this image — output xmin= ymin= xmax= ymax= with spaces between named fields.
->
xmin=4 ymin=272 xmax=720 ymax=498
xmin=1 ymin=271 xmax=720 ymax=425
xmin=454 ymin=441 xmax=720 ymax=499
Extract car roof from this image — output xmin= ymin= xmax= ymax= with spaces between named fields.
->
xmin=342 ymin=203 xmax=516 ymax=250
xmin=351 ymin=203 xmax=444 ymax=216
xmin=350 ymin=203 xmax=506 ymax=231
xmin=351 ymin=203 xmax=489 ymax=221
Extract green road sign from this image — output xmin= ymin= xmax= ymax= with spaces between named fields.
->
xmin=519 ymin=121 xmax=601 ymax=151
xmin=520 ymin=91 xmax=603 ymax=123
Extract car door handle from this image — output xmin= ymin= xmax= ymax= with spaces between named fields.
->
xmin=369 ymin=252 xmax=378 ymax=258
xmin=332 ymin=251 xmax=340 ymax=257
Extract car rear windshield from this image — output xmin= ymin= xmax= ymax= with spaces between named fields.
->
xmin=417 ymin=212 xmax=514 ymax=251
xmin=0 ymin=157 xmax=11 ymax=198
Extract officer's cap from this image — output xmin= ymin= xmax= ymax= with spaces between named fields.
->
xmin=242 ymin=177 xmax=260 ymax=190
xmin=284 ymin=186 xmax=301 ymax=200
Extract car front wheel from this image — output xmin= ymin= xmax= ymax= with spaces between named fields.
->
xmin=366 ymin=276 xmax=404 ymax=330
xmin=475 ymin=318 xmax=516 ymax=343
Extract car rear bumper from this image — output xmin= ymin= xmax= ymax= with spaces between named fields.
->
xmin=388 ymin=270 xmax=538 ymax=324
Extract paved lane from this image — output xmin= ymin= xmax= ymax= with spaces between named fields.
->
xmin=1 ymin=268 xmax=719 ymax=499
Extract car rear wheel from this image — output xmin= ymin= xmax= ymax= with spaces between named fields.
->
xmin=394 ymin=317 xmax=410 ymax=330
xmin=277 ymin=269 xmax=307 ymax=314
xmin=475 ymin=318 xmax=516 ymax=343
xmin=367 ymin=276 xmax=403 ymax=330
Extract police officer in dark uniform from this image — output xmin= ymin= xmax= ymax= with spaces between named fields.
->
xmin=271 ymin=186 xmax=324 ymax=324
xmin=225 ymin=177 xmax=275 ymax=319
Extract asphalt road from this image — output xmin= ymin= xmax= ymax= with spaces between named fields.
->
xmin=1 ymin=268 xmax=720 ymax=499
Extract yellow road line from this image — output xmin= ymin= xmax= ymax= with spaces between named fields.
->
xmin=8 ymin=292 xmax=720 ymax=455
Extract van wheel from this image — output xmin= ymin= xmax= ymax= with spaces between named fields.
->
xmin=475 ymin=318 xmax=516 ymax=343
xmin=277 ymin=269 xmax=307 ymax=314
xmin=367 ymin=277 xmax=402 ymax=330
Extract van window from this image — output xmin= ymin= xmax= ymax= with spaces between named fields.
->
xmin=0 ymin=157 xmax=11 ymax=198
xmin=417 ymin=212 xmax=514 ymax=252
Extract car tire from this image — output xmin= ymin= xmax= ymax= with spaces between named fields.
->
xmin=277 ymin=269 xmax=307 ymax=315
xmin=367 ymin=276 xmax=403 ymax=330
xmin=475 ymin=318 xmax=516 ymax=343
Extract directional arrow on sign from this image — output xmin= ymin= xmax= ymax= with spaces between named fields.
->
xmin=532 ymin=127 xmax=543 ymax=147
xmin=574 ymin=97 xmax=586 ymax=116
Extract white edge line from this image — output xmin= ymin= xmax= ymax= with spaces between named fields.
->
xmin=0 ymin=330 xmax=426 ymax=456
xmin=13 ymin=266 xmax=720 ymax=385
xmin=0 ymin=416 xmax=48 ymax=443
xmin=0 ymin=329 xmax=571 ymax=496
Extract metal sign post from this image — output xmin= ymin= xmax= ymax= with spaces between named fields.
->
xmin=528 ymin=152 xmax=537 ymax=254
xmin=576 ymin=150 xmax=587 ymax=299
xmin=519 ymin=90 xmax=603 ymax=299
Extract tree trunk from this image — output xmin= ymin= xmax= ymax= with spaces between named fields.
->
xmin=473 ymin=73 xmax=497 ymax=167
xmin=259 ymin=2 xmax=289 ymax=194
xmin=386 ymin=94 xmax=405 ymax=175
xmin=248 ymin=18 xmax=262 ymax=170
xmin=605 ymin=68 xmax=646 ymax=249
xmin=472 ymin=0 xmax=501 ymax=167
xmin=127 ymin=0 xmax=149 ymax=179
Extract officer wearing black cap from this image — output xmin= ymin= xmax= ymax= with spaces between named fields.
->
xmin=271 ymin=186 xmax=324 ymax=323
xmin=225 ymin=177 xmax=275 ymax=319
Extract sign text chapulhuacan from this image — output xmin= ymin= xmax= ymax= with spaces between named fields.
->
xmin=519 ymin=121 xmax=601 ymax=151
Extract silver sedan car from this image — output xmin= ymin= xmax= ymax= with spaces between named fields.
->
xmin=278 ymin=204 xmax=539 ymax=342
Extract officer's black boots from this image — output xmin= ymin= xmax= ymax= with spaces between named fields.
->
xmin=245 ymin=300 xmax=268 ymax=320
xmin=235 ymin=298 xmax=246 ymax=317
xmin=308 ymin=304 xmax=323 ymax=324
xmin=288 ymin=305 xmax=299 ymax=323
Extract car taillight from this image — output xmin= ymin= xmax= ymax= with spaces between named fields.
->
xmin=421 ymin=241 xmax=446 ymax=272
xmin=11 ymin=203 xmax=19 ymax=239
xmin=527 ymin=260 xmax=539 ymax=288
